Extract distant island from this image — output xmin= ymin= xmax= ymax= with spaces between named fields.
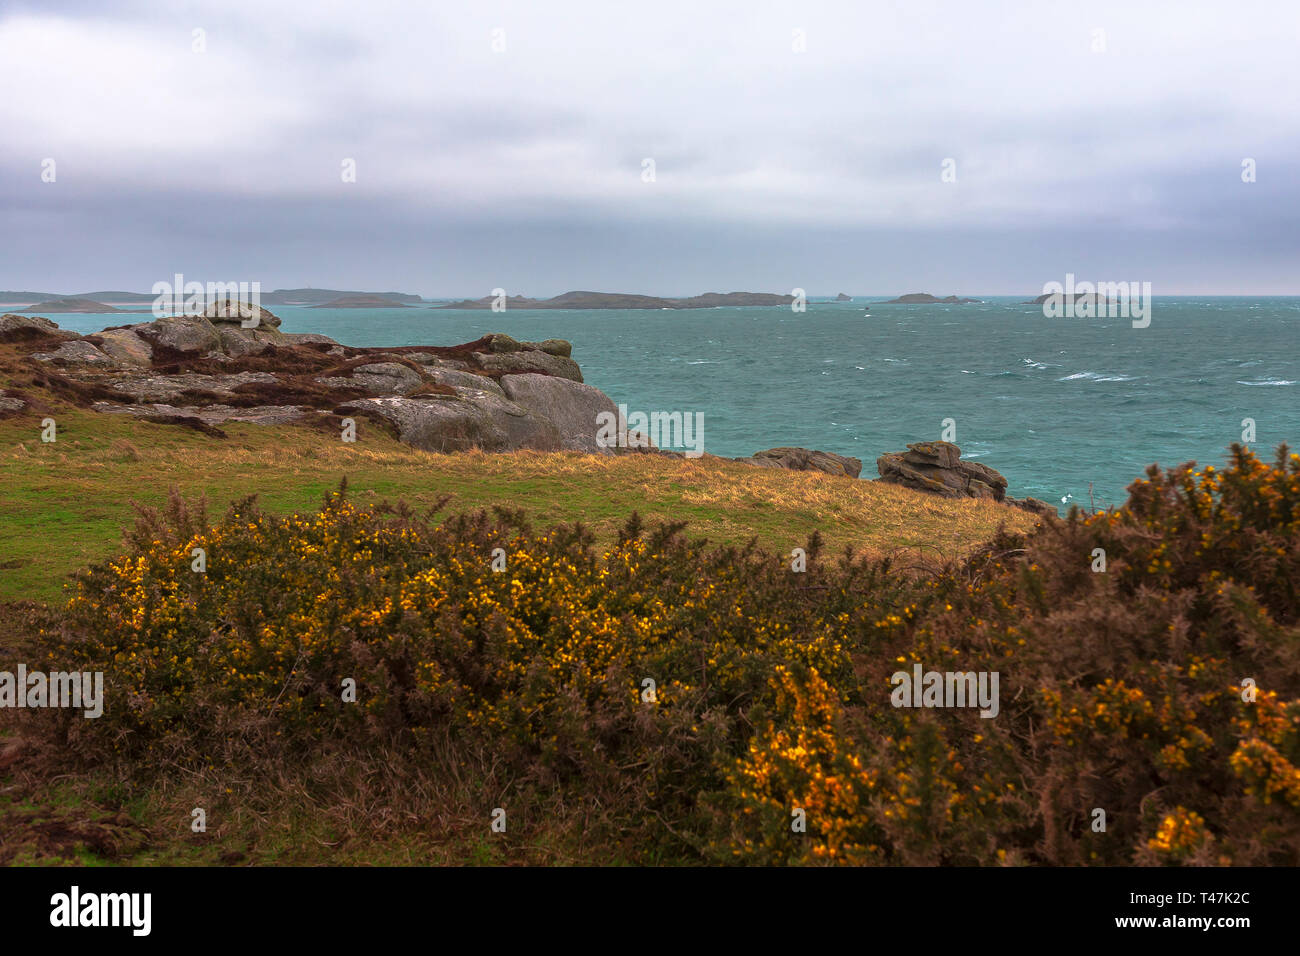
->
xmin=1024 ymin=292 xmax=1112 ymax=305
xmin=880 ymin=293 xmax=981 ymax=304
xmin=310 ymin=295 xmax=413 ymax=309
xmin=437 ymin=290 xmax=798 ymax=310
xmin=20 ymin=297 xmax=123 ymax=314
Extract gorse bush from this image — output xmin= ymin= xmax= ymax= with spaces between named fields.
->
xmin=47 ymin=445 xmax=1300 ymax=864
xmin=724 ymin=444 xmax=1300 ymax=865
xmin=51 ymin=488 xmax=912 ymax=852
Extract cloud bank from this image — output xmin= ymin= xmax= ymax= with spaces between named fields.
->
xmin=2 ymin=0 xmax=1297 ymax=294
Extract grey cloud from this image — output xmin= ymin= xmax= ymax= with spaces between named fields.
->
xmin=1 ymin=0 xmax=1298 ymax=293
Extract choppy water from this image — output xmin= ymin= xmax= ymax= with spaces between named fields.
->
xmin=49 ymin=296 xmax=1300 ymax=507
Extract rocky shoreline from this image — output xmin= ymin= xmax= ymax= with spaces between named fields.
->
xmin=877 ymin=441 xmax=1056 ymax=516
xmin=0 ymin=306 xmax=1055 ymax=515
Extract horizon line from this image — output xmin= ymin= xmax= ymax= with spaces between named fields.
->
xmin=4 ymin=289 xmax=1300 ymax=301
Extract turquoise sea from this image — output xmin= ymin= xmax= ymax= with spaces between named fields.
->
xmin=50 ymin=296 xmax=1300 ymax=508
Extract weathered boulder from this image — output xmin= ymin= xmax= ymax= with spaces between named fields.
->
xmin=477 ymin=333 xmax=574 ymax=355
xmin=877 ymin=441 xmax=1009 ymax=501
xmin=421 ymin=367 xmax=505 ymax=394
xmin=533 ymin=339 xmax=572 ymax=357
xmin=740 ymin=447 xmax=863 ymax=478
xmin=0 ymin=313 xmax=77 ymax=342
xmin=487 ymin=337 xmax=574 ymax=357
xmin=32 ymin=340 xmax=113 ymax=365
xmin=133 ymin=316 xmax=222 ymax=355
xmin=320 ymin=362 xmax=424 ymax=396
xmin=204 ymin=299 xmax=283 ymax=328
xmin=1008 ymin=496 xmax=1058 ymax=518
xmin=216 ymin=325 xmax=283 ymax=357
xmin=341 ymin=389 xmax=563 ymax=453
xmin=901 ymin=440 xmax=961 ymax=470
xmin=482 ymin=333 xmax=524 ymax=353
xmin=473 ymin=349 xmax=583 ymax=382
xmin=94 ymin=402 xmax=310 ymax=426
xmin=499 ymin=373 xmax=619 ymax=453
xmin=92 ymin=328 xmax=153 ymax=366
xmin=108 ymin=371 xmax=278 ymax=404
xmin=959 ymin=459 xmax=1009 ymax=500
xmin=281 ymin=332 xmax=339 ymax=346
xmin=405 ymin=352 xmax=471 ymax=369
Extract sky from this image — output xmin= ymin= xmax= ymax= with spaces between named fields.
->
xmin=2 ymin=0 xmax=1298 ymax=297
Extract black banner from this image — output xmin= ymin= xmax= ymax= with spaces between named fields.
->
xmin=0 ymin=865 xmax=1274 ymax=942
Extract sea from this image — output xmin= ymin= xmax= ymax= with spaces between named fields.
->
xmin=41 ymin=296 xmax=1300 ymax=509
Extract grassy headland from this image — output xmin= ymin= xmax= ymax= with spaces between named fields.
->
xmin=0 ymin=401 xmax=1033 ymax=605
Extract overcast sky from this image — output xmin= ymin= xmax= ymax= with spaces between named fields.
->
xmin=2 ymin=0 xmax=1297 ymax=296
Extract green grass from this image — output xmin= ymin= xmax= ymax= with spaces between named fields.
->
xmin=0 ymin=403 xmax=1036 ymax=604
